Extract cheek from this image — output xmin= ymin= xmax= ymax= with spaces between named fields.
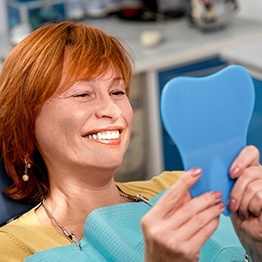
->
xmin=123 ymin=102 xmax=134 ymax=127
xmin=35 ymin=103 xmax=85 ymax=148
xmin=123 ymin=104 xmax=134 ymax=150
xmin=36 ymin=106 xmax=64 ymax=137
xmin=35 ymin=112 xmax=62 ymax=152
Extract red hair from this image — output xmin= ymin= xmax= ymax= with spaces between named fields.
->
xmin=0 ymin=21 xmax=133 ymax=202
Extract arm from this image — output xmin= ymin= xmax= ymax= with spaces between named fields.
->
xmin=229 ymin=145 xmax=262 ymax=262
xmin=141 ymin=168 xmax=225 ymax=262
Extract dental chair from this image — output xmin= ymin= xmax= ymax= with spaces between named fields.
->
xmin=0 ymin=161 xmax=34 ymax=225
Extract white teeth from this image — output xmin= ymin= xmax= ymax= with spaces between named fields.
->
xmin=97 ymin=133 xmax=102 ymax=140
xmin=87 ymin=131 xmax=120 ymax=140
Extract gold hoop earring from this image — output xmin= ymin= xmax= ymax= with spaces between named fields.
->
xmin=22 ymin=158 xmax=31 ymax=182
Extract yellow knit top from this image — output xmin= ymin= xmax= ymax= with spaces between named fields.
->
xmin=0 ymin=171 xmax=183 ymax=262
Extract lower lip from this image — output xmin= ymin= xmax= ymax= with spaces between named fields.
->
xmin=89 ymin=138 xmax=121 ymax=146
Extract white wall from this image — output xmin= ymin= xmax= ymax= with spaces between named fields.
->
xmin=0 ymin=0 xmax=7 ymax=33
xmin=237 ymin=0 xmax=262 ymax=22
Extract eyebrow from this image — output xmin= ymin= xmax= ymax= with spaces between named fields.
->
xmin=111 ymin=76 xmax=124 ymax=82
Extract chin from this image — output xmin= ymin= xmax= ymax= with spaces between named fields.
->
xmin=100 ymin=158 xmax=123 ymax=171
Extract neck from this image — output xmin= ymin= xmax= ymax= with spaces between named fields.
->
xmin=36 ymin=179 xmax=125 ymax=239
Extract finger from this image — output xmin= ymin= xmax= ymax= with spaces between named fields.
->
xmin=149 ymin=168 xmax=201 ymax=219
xmin=231 ymin=210 xmax=262 ymax=244
xmin=237 ymin=180 xmax=258 ymax=218
xmin=230 ymin=145 xmax=260 ymax=179
xmin=162 ymin=191 xmax=224 ymax=236
xmin=246 ymin=183 xmax=262 ymax=217
xmin=183 ymin=216 xmax=220 ymax=254
xmin=230 ymin=166 xmax=260 ymax=213
xmin=248 ymin=191 xmax=262 ymax=217
xmin=142 ymin=201 xmax=223 ymax=262
xmin=166 ymin=207 xmax=222 ymax=257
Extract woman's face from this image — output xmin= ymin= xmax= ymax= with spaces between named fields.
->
xmin=35 ymin=69 xmax=133 ymax=176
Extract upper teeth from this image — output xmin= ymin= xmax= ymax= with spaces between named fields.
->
xmin=87 ymin=131 xmax=120 ymax=140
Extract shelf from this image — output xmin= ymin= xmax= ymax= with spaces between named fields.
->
xmin=7 ymin=0 xmax=68 ymax=10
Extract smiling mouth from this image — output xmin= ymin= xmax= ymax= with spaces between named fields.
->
xmin=86 ymin=130 xmax=120 ymax=141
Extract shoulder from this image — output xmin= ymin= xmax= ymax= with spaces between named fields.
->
xmin=0 ymin=205 xmax=40 ymax=239
xmin=116 ymin=171 xmax=184 ymax=199
xmin=0 ymin=222 xmax=33 ymax=261
xmin=0 ymin=205 xmax=68 ymax=260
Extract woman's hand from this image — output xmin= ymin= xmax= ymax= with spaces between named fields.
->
xmin=229 ymin=145 xmax=262 ymax=261
xmin=141 ymin=168 xmax=225 ymax=262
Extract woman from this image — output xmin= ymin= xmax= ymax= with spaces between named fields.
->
xmin=0 ymin=21 xmax=261 ymax=261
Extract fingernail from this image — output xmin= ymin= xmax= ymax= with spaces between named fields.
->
xmin=190 ymin=168 xmax=202 ymax=177
xmin=230 ymin=166 xmax=241 ymax=178
xmin=229 ymin=198 xmax=237 ymax=212
xmin=217 ymin=202 xmax=225 ymax=210
xmin=212 ymin=191 xmax=222 ymax=203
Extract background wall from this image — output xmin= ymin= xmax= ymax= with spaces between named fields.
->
xmin=237 ymin=0 xmax=262 ymax=22
xmin=0 ymin=0 xmax=262 ymax=33
xmin=0 ymin=0 xmax=7 ymax=33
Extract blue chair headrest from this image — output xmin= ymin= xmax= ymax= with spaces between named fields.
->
xmin=0 ymin=161 xmax=34 ymax=225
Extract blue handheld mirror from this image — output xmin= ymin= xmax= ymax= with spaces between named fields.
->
xmin=160 ymin=65 xmax=255 ymax=215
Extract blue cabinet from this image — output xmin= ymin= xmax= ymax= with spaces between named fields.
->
xmin=246 ymin=77 xmax=262 ymax=162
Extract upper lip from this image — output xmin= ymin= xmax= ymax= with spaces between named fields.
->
xmin=82 ymin=126 xmax=124 ymax=137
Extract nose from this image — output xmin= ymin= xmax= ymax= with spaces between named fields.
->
xmin=95 ymin=95 xmax=122 ymax=120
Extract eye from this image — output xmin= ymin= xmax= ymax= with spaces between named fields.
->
xmin=111 ymin=90 xmax=126 ymax=96
xmin=72 ymin=92 xmax=91 ymax=98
